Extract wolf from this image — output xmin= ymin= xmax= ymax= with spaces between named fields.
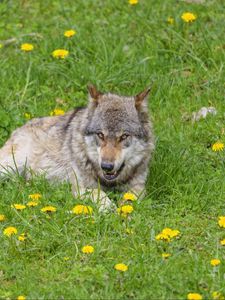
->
xmin=0 ymin=85 xmax=154 ymax=211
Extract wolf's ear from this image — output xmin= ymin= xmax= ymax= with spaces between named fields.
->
xmin=87 ymin=84 xmax=103 ymax=104
xmin=135 ymin=86 xmax=152 ymax=109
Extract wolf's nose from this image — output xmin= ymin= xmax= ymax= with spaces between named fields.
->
xmin=101 ymin=162 xmax=114 ymax=172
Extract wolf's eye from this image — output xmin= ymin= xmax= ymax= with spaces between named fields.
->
xmin=120 ymin=134 xmax=129 ymax=141
xmin=97 ymin=132 xmax=104 ymax=140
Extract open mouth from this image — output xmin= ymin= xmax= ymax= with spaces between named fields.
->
xmin=103 ymin=163 xmax=125 ymax=181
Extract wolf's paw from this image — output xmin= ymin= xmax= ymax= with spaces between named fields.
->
xmin=90 ymin=189 xmax=116 ymax=213
xmin=99 ymin=196 xmax=116 ymax=213
xmin=72 ymin=187 xmax=116 ymax=213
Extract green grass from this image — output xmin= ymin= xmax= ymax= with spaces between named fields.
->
xmin=0 ymin=0 xmax=225 ymax=299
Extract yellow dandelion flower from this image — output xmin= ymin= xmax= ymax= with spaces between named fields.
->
xmin=82 ymin=245 xmax=94 ymax=254
xmin=41 ymin=206 xmax=56 ymax=213
xmin=210 ymin=259 xmax=221 ymax=266
xmin=50 ymin=108 xmax=65 ymax=116
xmin=218 ymin=216 xmax=225 ymax=228
xmin=64 ymin=29 xmax=76 ymax=38
xmin=220 ymin=239 xmax=225 ymax=246
xmin=21 ymin=43 xmax=34 ymax=51
xmin=212 ymin=142 xmax=224 ymax=152
xmin=167 ymin=17 xmax=174 ymax=25
xmin=11 ymin=204 xmax=26 ymax=210
xmin=24 ymin=112 xmax=31 ymax=119
xmin=162 ymin=228 xmax=180 ymax=238
xmin=52 ymin=49 xmax=69 ymax=59
xmin=161 ymin=228 xmax=172 ymax=236
xmin=18 ymin=233 xmax=26 ymax=242
xmin=63 ymin=256 xmax=70 ymax=261
xmin=17 ymin=296 xmax=26 ymax=300
xmin=129 ymin=0 xmax=138 ymax=5
xmin=123 ymin=192 xmax=137 ymax=201
xmin=181 ymin=12 xmax=197 ymax=23
xmin=212 ymin=291 xmax=224 ymax=300
xmin=125 ymin=228 xmax=134 ymax=235
xmin=156 ymin=227 xmax=180 ymax=242
xmin=27 ymin=201 xmax=39 ymax=207
xmin=0 ymin=214 xmax=6 ymax=222
xmin=0 ymin=43 xmax=3 ymax=49
xmin=187 ymin=293 xmax=202 ymax=300
xmin=155 ymin=232 xmax=171 ymax=242
xmin=114 ymin=263 xmax=128 ymax=272
xmin=28 ymin=193 xmax=42 ymax=201
xmin=172 ymin=229 xmax=180 ymax=237
xmin=162 ymin=253 xmax=171 ymax=259
xmin=117 ymin=205 xmax=134 ymax=215
xmin=3 ymin=226 xmax=18 ymax=237
xmin=72 ymin=205 xmax=93 ymax=215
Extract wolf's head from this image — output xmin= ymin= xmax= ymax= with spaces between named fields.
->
xmin=84 ymin=85 xmax=153 ymax=186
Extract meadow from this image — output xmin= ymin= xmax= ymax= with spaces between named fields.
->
xmin=0 ymin=0 xmax=225 ymax=299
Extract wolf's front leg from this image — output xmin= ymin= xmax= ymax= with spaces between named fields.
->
xmin=71 ymin=184 xmax=115 ymax=212
xmin=90 ymin=189 xmax=116 ymax=212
